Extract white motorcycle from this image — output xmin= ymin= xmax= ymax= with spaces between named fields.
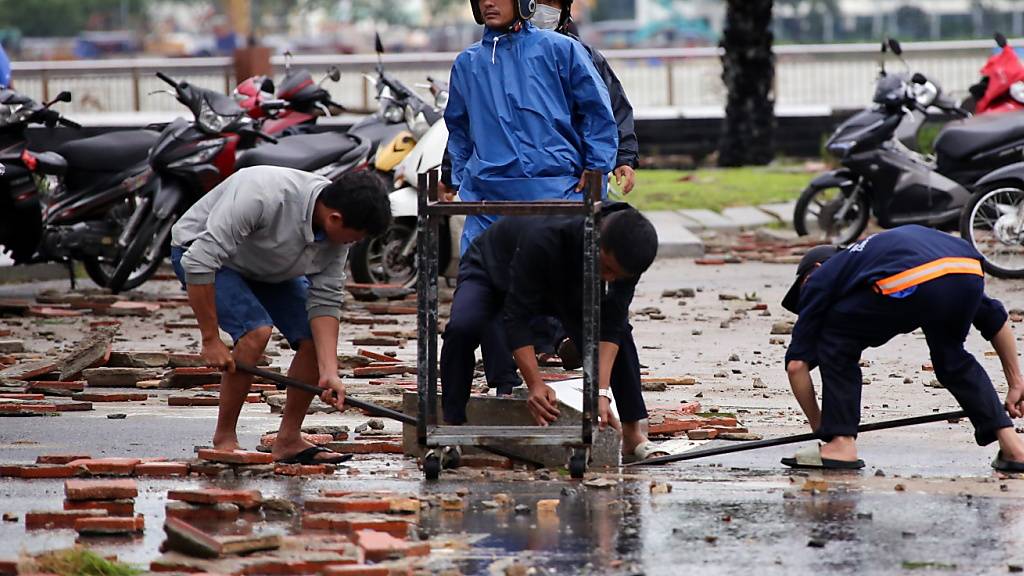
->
xmin=349 ymin=85 xmax=463 ymax=287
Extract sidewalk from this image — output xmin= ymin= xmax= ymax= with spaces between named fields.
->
xmin=645 ymin=200 xmax=797 ymax=259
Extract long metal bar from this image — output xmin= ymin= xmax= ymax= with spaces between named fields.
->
xmin=580 ymin=173 xmax=602 ymax=445
xmin=627 ymin=410 xmax=969 ymax=467
xmin=235 ymin=362 xmax=415 ymax=425
xmin=424 ymin=201 xmax=593 ymax=217
xmin=425 ymin=170 xmax=440 ymax=434
xmin=416 ymin=171 xmax=431 ymax=446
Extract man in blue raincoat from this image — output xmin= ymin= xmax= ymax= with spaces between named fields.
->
xmin=0 ymin=42 xmax=12 ymax=88
xmin=443 ymin=0 xmax=619 ymax=252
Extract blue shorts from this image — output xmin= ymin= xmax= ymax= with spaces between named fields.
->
xmin=171 ymin=247 xmax=313 ymax=349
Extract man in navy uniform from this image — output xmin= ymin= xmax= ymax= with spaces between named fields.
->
xmin=782 ymin=225 xmax=1024 ymax=471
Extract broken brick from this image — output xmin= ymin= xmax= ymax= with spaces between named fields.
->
xmin=57 ymin=329 xmax=115 ymax=380
xmin=26 ymin=381 xmax=86 ymax=396
xmin=162 ymin=517 xmax=223 ymax=558
xmin=351 ymin=337 xmax=402 ymax=347
xmin=352 ymin=365 xmax=415 ymax=378
xmin=75 ymin=514 xmax=144 ymax=536
xmin=260 ymin=433 xmax=334 ymax=448
xmin=324 ymin=441 xmax=403 ymax=454
xmin=0 ymin=402 xmax=59 ymax=415
xmin=686 ymin=429 xmax=719 ymax=441
xmin=3 ymin=464 xmax=78 ymax=479
xmin=160 ymin=367 xmax=223 ymax=389
xmin=108 ymin=351 xmax=170 ymax=368
xmin=165 ymin=501 xmax=240 ymax=523
xmin=167 ymin=353 xmax=205 ymax=368
xmin=197 ymin=449 xmax=273 ymax=465
xmin=25 ymin=509 xmax=107 ymax=529
xmin=322 ymin=566 xmax=390 ymax=576
xmin=37 ymin=454 xmax=92 ymax=465
xmin=134 ymin=462 xmax=190 ymax=477
xmin=65 ymin=479 xmax=138 ymax=500
xmin=220 ymin=533 xmax=282 ymax=556
xmin=305 ymin=497 xmax=391 ymax=514
xmin=167 ymin=488 xmax=263 ymax=509
xmin=66 ymin=458 xmax=141 ymax=476
xmin=82 ymin=367 xmax=160 ymax=388
xmin=168 ymin=395 xmax=220 ymax=407
xmin=29 ymin=306 xmax=84 ymax=318
xmin=274 ymin=464 xmax=332 ymax=476
xmin=302 ymin=513 xmax=412 ymax=537
xmin=649 ymin=417 xmax=703 ymax=436
xmin=459 ymin=454 xmax=513 ymax=470
xmin=71 ymin=392 xmax=148 ymax=402
xmin=354 ymin=530 xmax=429 ymax=562
xmin=107 ymin=301 xmax=161 ymax=316
xmin=64 ymin=499 xmax=135 ymax=516
xmin=51 ymin=400 xmax=93 ymax=412
xmin=357 ymin=349 xmax=400 ymax=363
xmin=0 ymin=360 xmax=59 ymax=381
xmin=0 ymin=393 xmax=45 ymax=400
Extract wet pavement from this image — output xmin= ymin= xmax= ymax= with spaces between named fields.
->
xmin=2 ymin=255 xmax=1024 ymax=574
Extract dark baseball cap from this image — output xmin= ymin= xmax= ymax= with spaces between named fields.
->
xmin=781 ymin=245 xmax=839 ymax=314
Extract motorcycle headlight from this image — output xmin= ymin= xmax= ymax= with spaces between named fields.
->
xmin=434 ymin=91 xmax=449 ymax=110
xmin=168 ymin=139 xmax=226 ymax=168
xmin=1011 ymin=81 xmax=1024 ymax=104
xmin=383 ymin=101 xmax=405 ymax=124
xmin=404 ymin=106 xmax=430 ymax=140
xmin=197 ymin=100 xmax=238 ymax=133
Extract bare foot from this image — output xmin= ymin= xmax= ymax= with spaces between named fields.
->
xmin=272 ymin=438 xmax=343 ymax=463
xmin=212 ymin=433 xmax=241 ymax=452
xmin=819 ymin=436 xmax=859 ymax=462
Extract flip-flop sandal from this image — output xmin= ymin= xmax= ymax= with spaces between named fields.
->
xmin=992 ymin=451 xmax=1024 ymax=473
xmin=781 ymin=444 xmax=865 ymax=470
xmin=276 ymin=446 xmax=353 ymax=465
xmin=622 ymin=441 xmax=672 ymax=464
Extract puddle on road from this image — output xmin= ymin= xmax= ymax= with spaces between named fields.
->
xmin=1 ymin=469 xmax=1023 ymax=575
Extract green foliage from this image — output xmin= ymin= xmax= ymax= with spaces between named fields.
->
xmin=613 ymin=167 xmax=808 ymax=212
xmin=0 ymin=0 xmax=148 ymax=36
xmin=30 ymin=548 xmax=142 ymax=576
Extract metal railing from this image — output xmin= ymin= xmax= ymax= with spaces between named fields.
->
xmin=9 ymin=38 xmax=1018 ymax=117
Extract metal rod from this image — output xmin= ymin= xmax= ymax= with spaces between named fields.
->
xmin=416 ymin=171 xmax=430 ymax=446
xmin=235 ymin=362 xmax=415 ymax=425
xmin=627 ymin=410 xmax=969 ymax=467
xmin=423 ymin=201 xmax=593 ymax=217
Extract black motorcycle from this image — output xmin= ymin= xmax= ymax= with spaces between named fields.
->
xmin=0 ymin=88 xmax=164 ymax=287
xmin=794 ymin=39 xmax=1024 ymax=245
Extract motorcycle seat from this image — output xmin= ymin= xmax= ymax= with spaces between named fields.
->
xmin=57 ymin=130 xmax=160 ymax=173
xmin=33 ymin=151 xmax=68 ymax=176
xmin=235 ymin=132 xmax=366 ymax=172
xmin=934 ymin=111 xmax=1024 ymax=161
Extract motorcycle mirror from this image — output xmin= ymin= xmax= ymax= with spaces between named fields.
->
xmin=888 ymin=38 xmax=903 ymax=56
xmin=328 ymin=66 xmax=341 ymax=82
xmin=260 ymin=77 xmax=275 ymax=94
xmin=912 ymin=73 xmax=927 ymax=85
xmin=284 ymin=51 xmax=293 ymax=71
xmin=996 ymin=32 xmax=1008 ymax=48
xmin=375 ymin=33 xmax=384 ymax=55
xmin=55 ymin=91 xmax=72 ymax=103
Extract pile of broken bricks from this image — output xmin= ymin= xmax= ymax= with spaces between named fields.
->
xmin=25 ymin=478 xmax=144 ymax=537
xmin=695 ymin=229 xmax=822 ymax=266
xmin=647 ymin=401 xmax=760 ymax=441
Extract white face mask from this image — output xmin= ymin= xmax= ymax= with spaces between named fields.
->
xmin=532 ymin=4 xmax=562 ymax=30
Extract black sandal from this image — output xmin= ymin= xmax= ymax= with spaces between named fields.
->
xmin=992 ymin=451 xmax=1024 ymax=473
xmin=277 ymin=446 xmax=353 ymax=465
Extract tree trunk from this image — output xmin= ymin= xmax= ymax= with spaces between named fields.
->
xmin=719 ymin=0 xmax=776 ymax=167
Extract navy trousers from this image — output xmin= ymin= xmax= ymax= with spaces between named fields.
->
xmin=440 ymin=257 xmax=648 ymax=426
xmin=816 ymin=274 xmax=1012 ymax=445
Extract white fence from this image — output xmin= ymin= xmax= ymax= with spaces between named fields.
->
xmin=8 ymin=38 xmax=1017 ymax=119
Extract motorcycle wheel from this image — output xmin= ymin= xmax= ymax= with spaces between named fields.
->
xmin=793 ymin=182 xmax=870 ymax=245
xmin=104 ymin=216 xmax=167 ymax=293
xmin=350 ymin=220 xmax=449 ymax=288
xmin=959 ymin=184 xmax=1024 ymax=279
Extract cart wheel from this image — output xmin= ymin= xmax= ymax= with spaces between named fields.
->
xmin=423 ymin=452 xmax=442 ymax=481
xmin=568 ymin=450 xmax=587 ymax=479
xmin=442 ymin=446 xmax=462 ymax=469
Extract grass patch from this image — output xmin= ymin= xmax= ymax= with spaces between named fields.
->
xmin=28 ymin=548 xmax=142 ymax=576
xmin=613 ymin=166 xmax=811 ymax=212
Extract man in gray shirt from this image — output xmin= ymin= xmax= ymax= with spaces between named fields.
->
xmin=171 ymin=166 xmax=391 ymax=464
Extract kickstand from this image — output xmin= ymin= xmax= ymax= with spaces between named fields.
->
xmin=65 ymin=261 xmax=76 ymax=290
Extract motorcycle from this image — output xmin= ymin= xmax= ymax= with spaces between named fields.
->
xmin=350 ymin=77 xmax=460 ymax=287
xmin=793 ymin=38 xmax=1024 ymax=245
xmin=0 ymin=88 xmax=171 ymax=288
xmin=104 ymin=72 xmax=279 ymax=292
xmin=235 ymin=54 xmax=345 ymax=136
xmin=967 ymin=33 xmax=1024 ymax=116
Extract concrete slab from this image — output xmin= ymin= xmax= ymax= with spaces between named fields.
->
xmin=675 ymin=208 xmax=737 ymax=231
xmin=721 ymin=206 xmax=776 ymax=230
xmin=757 ymin=201 xmax=798 ymax=224
xmin=644 ymin=211 xmax=705 ymax=258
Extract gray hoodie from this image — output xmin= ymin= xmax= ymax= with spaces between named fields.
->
xmin=171 ymin=166 xmax=348 ymax=321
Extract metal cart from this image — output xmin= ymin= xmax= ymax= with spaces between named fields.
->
xmin=415 ymin=170 xmax=603 ymax=480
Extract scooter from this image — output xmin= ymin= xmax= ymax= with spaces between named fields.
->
xmin=793 ymin=38 xmax=1024 ymax=245
xmin=968 ymin=32 xmax=1024 ymax=115
xmin=0 ymin=88 xmax=171 ymax=288
xmin=234 ymin=54 xmax=345 ymax=136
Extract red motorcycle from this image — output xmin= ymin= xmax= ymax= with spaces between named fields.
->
xmin=234 ymin=54 xmax=344 ymax=136
xmin=969 ymin=33 xmax=1024 ymax=115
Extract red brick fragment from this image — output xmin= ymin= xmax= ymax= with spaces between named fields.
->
xmin=161 ymin=367 xmax=223 ymax=388
xmin=51 ymin=401 xmax=93 ymax=412
xmin=649 ymin=418 xmax=702 ymax=436
xmin=134 ymin=462 xmax=190 ymax=477
xmin=695 ymin=257 xmax=727 ymax=266
xmin=305 ymin=497 xmax=390 ymax=514
xmin=25 ymin=509 xmax=107 ymax=529
xmin=274 ymin=463 xmax=332 ymax=476
xmin=302 ymin=513 xmax=411 ymax=537
xmin=0 ymin=402 xmax=59 ymax=414
xmin=37 ymin=454 xmax=91 ymax=465
xmin=66 ymin=458 xmax=140 ymax=476
xmin=322 ymin=566 xmax=391 ymax=576
xmin=459 ymin=454 xmax=513 ymax=469
xmin=260 ymin=432 xmax=334 ymax=448
xmin=165 ymin=501 xmax=240 ymax=523
xmin=75 ymin=514 xmax=144 ymax=535
xmin=326 ymin=441 xmax=403 ymax=455
xmin=197 ymin=449 xmax=273 ymax=465
xmin=71 ymin=392 xmax=148 ymax=402
xmin=29 ymin=306 xmax=84 ymax=317
xmin=26 ymin=381 xmax=86 ymax=395
xmin=352 ymin=365 xmax=415 ymax=377
xmin=167 ymin=395 xmax=220 ymax=406
xmin=162 ymin=517 xmax=223 ymax=558
xmin=107 ymin=301 xmax=161 ymax=316
xmin=16 ymin=465 xmax=79 ymax=479
xmin=686 ymin=429 xmax=719 ymax=440
xmin=167 ymin=488 xmax=263 ymax=509
xmin=65 ymin=479 xmax=138 ymax=500
xmin=354 ymin=529 xmax=429 ymax=562
xmin=64 ymin=499 xmax=135 ymax=516
xmin=357 ymin=349 xmax=400 ymax=363
xmin=0 ymin=393 xmax=44 ymax=400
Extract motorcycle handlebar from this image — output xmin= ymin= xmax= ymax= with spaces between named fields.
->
xmin=58 ymin=117 xmax=83 ymax=129
xmin=256 ymin=130 xmax=279 ymax=144
xmin=156 ymin=72 xmax=178 ymax=88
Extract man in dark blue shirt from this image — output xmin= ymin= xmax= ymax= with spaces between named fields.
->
xmin=782 ymin=225 xmax=1024 ymax=472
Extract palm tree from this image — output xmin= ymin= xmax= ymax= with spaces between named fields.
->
xmin=718 ymin=0 xmax=775 ymax=167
